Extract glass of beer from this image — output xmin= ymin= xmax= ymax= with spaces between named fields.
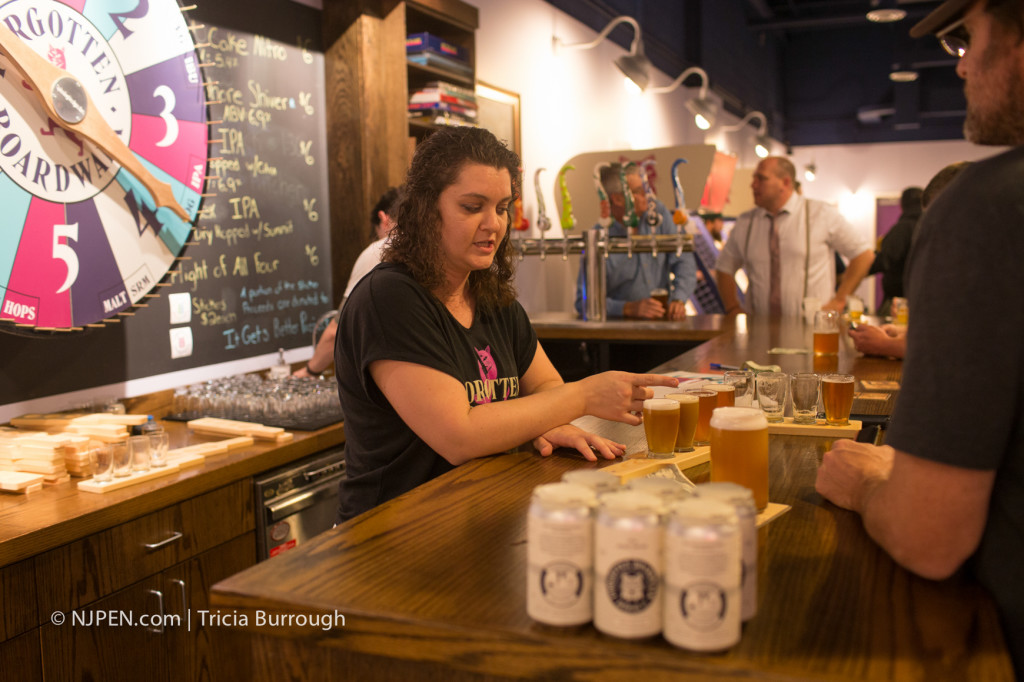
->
xmin=790 ymin=373 xmax=820 ymax=425
xmin=665 ymin=392 xmax=699 ymax=452
xmin=642 ymin=398 xmax=680 ymax=458
xmin=723 ymin=370 xmax=754 ymax=406
xmin=891 ymin=297 xmax=909 ymax=325
xmin=822 ymin=374 xmax=855 ymax=426
xmin=685 ymin=388 xmax=718 ymax=446
xmin=651 ymin=288 xmax=669 ymax=319
xmin=755 ymin=372 xmax=788 ymax=423
xmin=710 ymin=406 xmax=769 ymax=511
xmin=813 ymin=310 xmax=840 ymax=356
xmin=706 ymin=382 xmax=736 ymax=408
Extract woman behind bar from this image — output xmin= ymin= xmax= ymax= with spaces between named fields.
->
xmin=335 ymin=127 xmax=677 ymax=522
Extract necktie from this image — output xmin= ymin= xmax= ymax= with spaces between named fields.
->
xmin=769 ymin=214 xmax=782 ymax=316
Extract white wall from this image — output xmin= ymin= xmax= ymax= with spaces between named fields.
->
xmin=471 ymin=0 xmax=1000 ymax=315
xmin=472 ymin=0 xmax=730 ymax=314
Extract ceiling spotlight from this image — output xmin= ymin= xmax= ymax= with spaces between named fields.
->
xmin=554 ymin=16 xmax=650 ymax=92
xmin=687 ymin=98 xmax=717 ymax=130
xmin=867 ymin=1 xmax=906 ymax=23
xmin=867 ymin=8 xmax=906 ymax=22
xmin=804 ymin=164 xmax=817 ymax=182
xmin=615 ymin=48 xmax=652 ymax=92
xmin=755 ymin=134 xmax=772 ymax=159
xmin=721 ymin=110 xmax=771 ymax=158
xmin=889 ymin=69 xmax=919 ymax=82
xmin=648 ymin=66 xmax=717 ymax=130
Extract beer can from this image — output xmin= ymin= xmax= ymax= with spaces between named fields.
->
xmin=663 ymin=498 xmax=742 ymax=651
xmin=695 ymin=482 xmax=758 ymax=621
xmin=594 ymin=491 xmax=665 ymax=638
xmin=562 ymin=468 xmax=622 ymax=496
xmin=526 ymin=482 xmax=597 ymax=626
xmin=626 ymin=476 xmax=693 ymax=505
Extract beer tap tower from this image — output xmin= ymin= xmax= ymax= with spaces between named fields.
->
xmin=513 ymin=159 xmax=695 ymax=322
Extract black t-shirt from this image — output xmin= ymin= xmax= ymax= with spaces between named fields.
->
xmin=887 ymin=146 xmax=1024 ymax=675
xmin=335 ymin=262 xmax=538 ymax=522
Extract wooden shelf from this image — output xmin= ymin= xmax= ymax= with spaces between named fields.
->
xmin=405 ymin=0 xmax=477 ymax=139
xmin=406 ymin=59 xmax=473 ymax=87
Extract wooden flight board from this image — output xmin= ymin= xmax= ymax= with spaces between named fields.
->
xmin=766 ymin=417 xmax=862 ymax=437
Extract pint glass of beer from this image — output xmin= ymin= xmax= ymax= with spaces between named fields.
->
xmin=706 ymin=383 xmax=736 ymax=408
xmin=822 ymin=374 xmax=855 ymax=426
xmin=642 ymin=398 xmax=681 ymax=458
xmin=650 ymin=288 xmax=669 ymax=319
xmin=665 ymin=392 xmax=699 ymax=452
xmin=684 ymin=389 xmax=718 ymax=446
xmin=710 ymin=407 xmax=769 ymax=511
xmin=813 ymin=310 xmax=840 ymax=356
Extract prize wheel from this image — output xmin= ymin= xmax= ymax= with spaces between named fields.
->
xmin=0 ymin=0 xmax=208 ymax=333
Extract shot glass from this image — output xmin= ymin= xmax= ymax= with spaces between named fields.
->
xmin=90 ymin=442 xmax=114 ymax=482
xmin=755 ymin=372 xmax=789 ymax=423
xmin=148 ymin=431 xmax=169 ymax=468
xmin=111 ymin=440 xmax=132 ymax=478
xmin=642 ymin=398 xmax=680 ymax=458
xmin=822 ymin=374 xmax=856 ymax=426
xmin=790 ymin=373 xmax=821 ymax=425
xmin=723 ymin=370 xmax=754 ymax=406
xmin=813 ymin=310 xmax=840 ymax=356
xmin=128 ymin=436 xmax=151 ymax=473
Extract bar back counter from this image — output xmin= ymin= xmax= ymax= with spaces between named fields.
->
xmin=0 ymin=391 xmax=344 ymax=682
xmin=208 ymin=315 xmax=1012 ymax=681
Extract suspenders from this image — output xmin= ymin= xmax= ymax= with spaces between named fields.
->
xmin=742 ymin=200 xmax=813 ymax=299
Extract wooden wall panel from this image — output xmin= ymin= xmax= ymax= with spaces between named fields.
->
xmin=323 ymin=6 xmax=408 ymax=305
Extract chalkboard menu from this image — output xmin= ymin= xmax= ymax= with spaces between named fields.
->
xmin=0 ymin=0 xmax=331 ymax=408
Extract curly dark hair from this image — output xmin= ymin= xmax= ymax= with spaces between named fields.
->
xmin=383 ymin=126 xmax=522 ymax=307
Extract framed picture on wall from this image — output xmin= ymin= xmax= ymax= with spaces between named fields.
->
xmin=475 ymin=82 xmax=521 ymax=156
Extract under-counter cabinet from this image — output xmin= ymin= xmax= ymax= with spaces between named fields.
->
xmin=6 ymin=482 xmax=255 ymax=682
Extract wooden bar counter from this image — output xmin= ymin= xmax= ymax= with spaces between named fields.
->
xmin=209 ymin=315 xmax=1012 ymax=681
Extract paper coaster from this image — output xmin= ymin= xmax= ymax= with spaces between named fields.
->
xmin=860 ymin=380 xmax=900 ymax=391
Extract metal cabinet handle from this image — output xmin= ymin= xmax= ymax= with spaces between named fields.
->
xmin=171 ymin=578 xmax=188 ymax=614
xmin=144 ymin=531 xmax=183 ymax=550
xmin=148 ymin=589 xmax=165 ymax=633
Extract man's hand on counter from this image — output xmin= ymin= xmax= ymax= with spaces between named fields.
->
xmin=624 ymin=298 xmax=687 ymax=320
xmin=667 ymin=300 xmax=688 ymax=321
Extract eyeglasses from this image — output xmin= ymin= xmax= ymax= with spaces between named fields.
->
xmin=937 ymin=15 xmax=969 ymax=58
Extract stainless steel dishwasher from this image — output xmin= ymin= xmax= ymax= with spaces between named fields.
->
xmin=254 ymin=446 xmax=345 ymax=560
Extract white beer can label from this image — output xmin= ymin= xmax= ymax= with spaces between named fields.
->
xmin=527 ymin=512 xmax=593 ymax=626
xmin=594 ymin=522 xmax=662 ymax=638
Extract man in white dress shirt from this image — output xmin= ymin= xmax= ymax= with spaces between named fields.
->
xmin=715 ymin=157 xmax=874 ymax=317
